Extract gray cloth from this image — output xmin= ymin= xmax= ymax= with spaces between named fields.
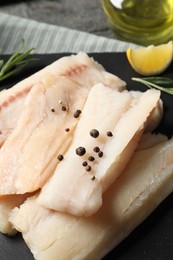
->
xmin=0 ymin=12 xmax=139 ymax=54
xmin=0 ymin=0 xmax=113 ymax=38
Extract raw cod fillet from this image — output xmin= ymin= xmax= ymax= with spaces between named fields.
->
xmin=0 ymin=52 xmax=125 ymax=97
xmin=0 ymin=89 xmax=163 ymax=234
xmin=0 ymin=52 xmax=125 ymax=146
xmin=0 ymin=53 xmax=126 ymax=233
xmin=0 ymin=89 xmax=163 ymax=235
xmin=0 ymin=53 xmax=163 ymax=236
xmin=10 ymin=135 xmax=173 ymax=260
xmin=38 ymin=87 xmax=161 ymax=217
xmin=0 ymin=75 xmax=89 ymax=194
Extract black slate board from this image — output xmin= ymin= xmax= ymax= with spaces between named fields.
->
xmin=1 ymin=53 xmax=173 ymax=260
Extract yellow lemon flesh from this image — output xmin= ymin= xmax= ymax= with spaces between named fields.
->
xmin=126 ymin=41 xmax=173 ymax=76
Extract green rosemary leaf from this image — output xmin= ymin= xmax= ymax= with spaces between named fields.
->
xmin=142 ymin=77 xmax=173 ymax=85
xmin=2 ymin=48 xmax=35 ymax=76
xmin=0 ymin=39 xmax=35 ymax=82
xmin=2 ymin=40 xmax=25 ymax=72
xmin=0 ymin=70 xmax=19 ymax=82
xmin=132 ymin=77 xmax=173 ymax=95
xmin=0 ymin=60 xmax=4 ymax=70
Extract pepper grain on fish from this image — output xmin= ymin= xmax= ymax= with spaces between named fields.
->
xmin=90 ymin=129 xmax=99 ymax=138
xmin=75 ymin=147 xmax=86 ymax=156
xmin=88 ymin=156 xmax=95 ymax=161
xmin=82 ymin=161 xmax=88 ymax=167
xmin=86 ymin=165 xmax=91 ymax=172
xmin=98 ymin=151 xmax=103 ymax=158
xmin=93 ymin=146 xmax=100 ymax=153
xmin=57 ymin=154 xmax=64 ymax=161
xmin=73 ymin=110 xmax=82 ymax=118
xmin=107 ymin=131 xmax=113 ymax=137
xmin=62 ymin=106 xmax=67 ymax=111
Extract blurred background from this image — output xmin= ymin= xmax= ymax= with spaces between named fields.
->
xmin=0 ymin=0 xmax=113 ymax=38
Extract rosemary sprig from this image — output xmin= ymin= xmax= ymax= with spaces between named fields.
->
xmin=132 ymin=77 xmax=173 ymax=95
xmin=0 ymin=39 xmax=35 ymax=82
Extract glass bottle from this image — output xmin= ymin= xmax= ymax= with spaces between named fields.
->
xmin=102 ymin=0 xmax=173 ymax=46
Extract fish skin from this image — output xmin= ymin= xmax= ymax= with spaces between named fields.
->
xmin=9 ymin=136 xmax=173 ymax=260
xmin=38 ymin=88 xmax=160 ymax=217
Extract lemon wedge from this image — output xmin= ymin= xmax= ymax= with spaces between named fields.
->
xmin=126 ymin=41 xmax=173 ymax=76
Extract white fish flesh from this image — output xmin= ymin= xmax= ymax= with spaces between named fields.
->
xmin=38 ymin=88 xmax=160 ymax=217
xmin=137 ymin=132 xmax=168 ymax=150
xmin=130 ymin=90 xmax=163 ymax=133
xmin=0 ymin=53 xmax=126 ymax=233
xmin=0 ymin=75 xmax=88 ymax=194
xmin=0 ymin=52 xmax=125 ymax=146
xmin=0 ymin=193 xmax=31 ymax=235
xmin=10 ymin=135 xmax=173 ymax=260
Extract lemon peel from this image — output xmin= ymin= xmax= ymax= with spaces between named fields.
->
xmin=126 ymin=41 xmax=173 ymax=76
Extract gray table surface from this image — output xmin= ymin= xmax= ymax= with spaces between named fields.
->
xmin=0 ymin=0 xmax=114 ymax=39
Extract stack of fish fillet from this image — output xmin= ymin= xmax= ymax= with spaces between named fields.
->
xmin=0 ymin=52 xmax=172 ymax=260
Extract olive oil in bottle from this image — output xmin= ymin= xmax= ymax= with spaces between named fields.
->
xmin=102 ymin=0 xmax=173 ymax=45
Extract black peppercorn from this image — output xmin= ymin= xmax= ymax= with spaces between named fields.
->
xmin=62 ymin=106 xmax=67 ymax=111
xmin=107 ymin=131 xmax=113 ymax=137
xmin=88 ymin=156 xmax=95 ymax=161
xmin=76 ymin=147 xmax=86 ymax=156
xmin=86 ymin=165 xmax=91 ymax=172
xmin=73 ymin=109 xmax=82 ymax=118
xmin=82 ymin=161 xmax=88 ymax=167
xmin=57 ymin=154 xmax=64 ymax=161
xmin=93 ymin=146 xmax=100 ymax=153
xmin=90 ymin=129 xmax=99 ymax=138
xmin=98 ymin=151 xmax=103 ymax=158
